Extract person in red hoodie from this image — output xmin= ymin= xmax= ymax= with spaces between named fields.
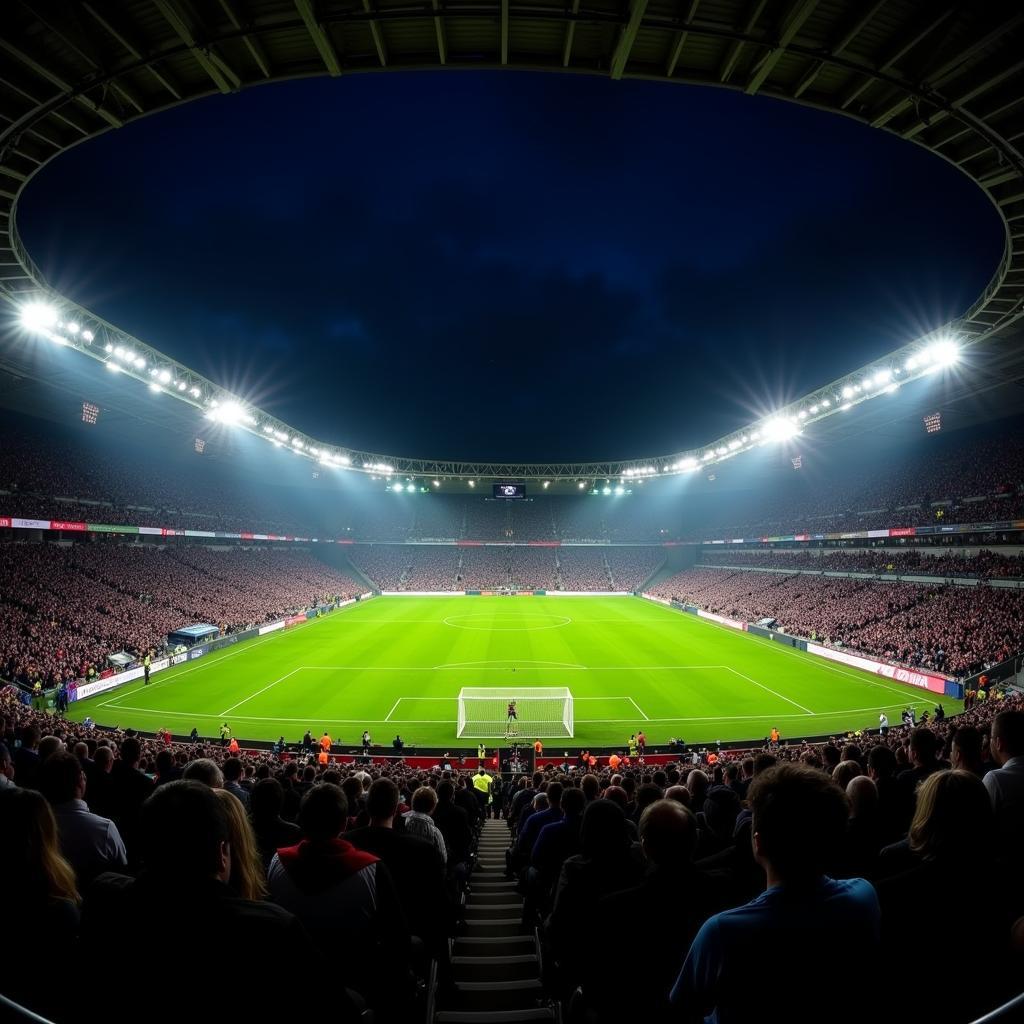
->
xmin=267 ymin=783 xmax=411 ymax=1012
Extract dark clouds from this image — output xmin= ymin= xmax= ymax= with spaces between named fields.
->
xmin=17 ymin=72 xmax=1002 ymax=461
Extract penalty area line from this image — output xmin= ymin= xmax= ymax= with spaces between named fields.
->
xmin=219 ymin=668 xmax=302 ymax=717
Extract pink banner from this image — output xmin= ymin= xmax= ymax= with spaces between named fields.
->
xmin=51 ymin=520 xmax=87 ymax=532
xmin=806 ymin=643 xmax=947 ymax=694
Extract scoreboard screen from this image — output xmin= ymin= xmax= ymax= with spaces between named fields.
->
xmin=493 ymin=483 xmax=526 ymax=499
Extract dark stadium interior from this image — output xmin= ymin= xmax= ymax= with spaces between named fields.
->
xmin=3 ymin=3 xmax=1024 ymax=1023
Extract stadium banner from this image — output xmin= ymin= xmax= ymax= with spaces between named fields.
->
xmin=0 ymin=517 xmax=9 ymax=529
xmin=88 ymin=523 xmax=140 ymax=534
xmin=187 ymin=646 xmax=208 ymax=661
xmin=72 ymin=664 xmax=146 ymax=702
xmin=888 ymin=527 xmax=917 ymax=537
xmin=383 ymin=590 xmax=468 ymax=596
xmin=747 ymin=624 xmax=806 ymax=650
xmin=12 ymin=518 xmax=52 ymax=529
xmin=548 ymin=590 xmax=630 ymax=597
xmin=137 ymin=526 xmax=163 ymax=536
xmin=258 ymin=620 xmax=285 ymax=635
xmin=806 ymin=643 xmax=948 ymax=694
xmin=50 ymin=520 xmax=87 ymax=531
xmin=697 ymin=609 xmax=747 ymax=631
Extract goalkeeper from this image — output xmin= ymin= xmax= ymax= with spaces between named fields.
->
xmin=505 ymin=699 xmax=518 ymax=738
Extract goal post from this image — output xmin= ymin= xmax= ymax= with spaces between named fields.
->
xmin=457 ymin=687 xmax=574 ymax=739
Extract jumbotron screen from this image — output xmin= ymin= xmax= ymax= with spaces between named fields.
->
xmin=493 ymin=482 xmax=526 ymax=498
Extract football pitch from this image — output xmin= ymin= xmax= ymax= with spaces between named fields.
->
xmin=67 ymin=596 xmax=961 ymax=748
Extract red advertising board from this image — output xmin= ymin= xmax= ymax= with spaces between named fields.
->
xmin=0 ymin=517 xmax=10 ymax=529
xmin=50 ymin=521 xmax=87 ymax=532
xmin=888 ymin=527 xmax=916 ymax=537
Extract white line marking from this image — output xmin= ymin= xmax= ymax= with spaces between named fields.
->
xmin=627 ymin=696 xmax=649 ymax=721
xmin=219 ymin=668 xmax=301 ymax=716
xmin=384 ymin=699 xmax=401 ymax=721
xmin=96 ymin=698 xmax=922 ymax=726
xmin=292 ymin=665 xmax=727 ymax=672
xmin=725 ymin=667 xmax=814 ymax=715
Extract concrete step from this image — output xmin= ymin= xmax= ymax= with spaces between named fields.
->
xmin=447 ymin=979 xmax=545 ymax=1011
xmin=435 ymin=1010 xmax=555 ymax=1023
xmin=451 ymin=955 xmax=539 ymax=982
xmin=464 ymin=902 xmax=522 ymax=918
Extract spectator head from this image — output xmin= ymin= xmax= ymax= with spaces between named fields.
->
xmin=411 ymin=786 xmax=438 ymax=816
xmin=748 ymin=764 xmax=849 ymax=882
xmin=532 ymin=792 xmax=550 ymax=813
xmin=560 ymin=787 xmax=586 ymax=819
xmin=910 ymin=770 xmax=994 ymax=861
xmin=867 ymin=744 xmax=897 ymax=781
xmin=639 ymin=799 xmax=698 ymax=868
xmin=580 ymin=799 xmax=630 ymax=860
xmin=154 ymin=749 xmax=175 ymax=778
xmin=366 ymin=778 xmax=400 ymax=823
xmin=38 ymin=752 xmax=85 ymax=805
xmin=703 ymin=786 xmax=741 ymax=839
xmin=222 ymin=757 xmax=243 ymax=783
xmin=991 ymin=711 xmax=1024 ymax=766
xmin=832 ymin=760 xmax=863 ymax=790
xmin=545 ymin=781 xmax=564 ymax=808
xmin=72 ymin=741 xmax=89 ymax=762
xmin=0 ymin=743 xmax=14 ymax=783
xmin=635 ymin=783 xmax=663 ymax=815
xmin=183 ymin=758 xmax=224 ymax=789
xmin=846 ymin=776 xmax=878 ymax=818
xmin=950 ymin=727 xmax=983 ymax=772
xmin=341 ymin=776 xmax=363 ymax=810
xmin=436 ymin=780 xmax=455 ymax=804
xmin=664 ymin=785 xmax=691 ymax=808
xmin=140 ymin=780 xmax=230 ymax=883
xmin=909 ymin=728 xmax=939 ymax=767
xmin=119 ymin=736 xmax=142 ymax=768
xmin=94 ymin=746 xmax=113 ymax=773
xmin=581 ymin=774 xmax=600 ymax=802
xmin=19 ymin=725 xmax=40 ymax=751
xmin=686 ymin=769 xmax=709 ymax=805
xmin=215 ymin=789 xmax=266 ymax=901
xmin=250 ymin=777 xmax=285 ymax=821
xmin=299 ymin=783 xmax=348 ymax=842
xmin=602 ymin=785 xmax=627 ymax=812
xmin=38 ymin=736 xmax=64 ymax=762
xmin=0 ymin=787 xmax=78 ymax=904
xmin=753 ymin=753 xmax=777 ymax=775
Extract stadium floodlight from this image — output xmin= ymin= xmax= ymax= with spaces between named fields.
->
xmin=434 ymin=480 xmax=441 ymax=487
xmin=763 ymin=417 xmax=800 ymax=443
xmin=468 ymin=480 xmax=475 ymax=487
xmin=82 ymin=330 xmax=94 ymax=342
xmin=66 ymin=321 xmax=80 ymax=335
xmin=207 ymin=400 xmax=246 ymax=425
xmin=841 ymin=402 xmax=852 ymax=411
xmin=406 ymin=483 xmax=416 ymax=492
xmin=189 ymin=386 xmax=201 ymax=398
xmin=263 ymin=424 xmax=274 ymax=434
xmin=176 ymin=381 xmax=186 ymax=391
xmin=821 ymin=399 xmax=830 ymax=408
xmin=148 ymin=382 xmax=161 ymax=393
xmin=577 ymin=480 xmax=586 ymax=488
xmin=104 ymin=343 xmax=113 ymax=353
xmin=19 ymin=302 xmax=59 ymax=331
xmin=872 ymin=369 xmax=891 ymax=387
xmin=842 ymin=385 xmax=854 ymax=398
xmin=925 ymin=338 xmax=960 ymax=368
xmin=133 ymin=356 xmax=146 ymax=369
xmin=158 ymin=369 xmax=171 ymax=383
xmin=106 ymin=361 xmax=120 ymax=373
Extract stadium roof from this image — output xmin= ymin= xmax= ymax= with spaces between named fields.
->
xmin=1 ymin=0 xmax=1023 ymax=480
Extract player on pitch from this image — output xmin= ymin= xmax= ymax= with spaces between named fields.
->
xmin=505 ymin=699 xmax=518 ymax=738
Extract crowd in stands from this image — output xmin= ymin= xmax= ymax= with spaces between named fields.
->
xmin=0 ymin=544 xmax=361 ymax=688
xmin=2 ymin=685 xmax=1022 ymax=1023
xmin=704 ymin=546 xmax=1024 ymax=578
xmin=651 ymin=567 xmax=1024 ymax=676
xmin=605 ymin=546 xmax=664 ymax=589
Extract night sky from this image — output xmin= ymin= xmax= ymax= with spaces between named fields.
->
xmin=18 ymin=72 xmax=1003 ymax=462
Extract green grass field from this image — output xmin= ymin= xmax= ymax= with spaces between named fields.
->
xmin=67 ymin=596 xmax=961 ymax=748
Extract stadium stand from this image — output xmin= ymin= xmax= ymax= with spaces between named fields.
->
xmin=2 ymin=686 xmax=1022 ymax=1023
xmin=0 ymin=545 xmax=361 ymax=687
xmin=650 ymin=567 xmax=1024 ymax=676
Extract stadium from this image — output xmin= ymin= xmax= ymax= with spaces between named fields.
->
xmin=1 ymin=2 xmax=1023 ymax=1023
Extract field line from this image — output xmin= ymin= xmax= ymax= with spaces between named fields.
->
xmin=653 ymin=602 xmax=931 ymax=706
xmin=220 ymin=668 xmax=302 ymax=716
xmin=626 ymin=696 xmax=649 ymax=721
xmin=725 ymin=667 xmax=814 ymax=715
xmin=384 ymin=699 xmax=401 ymax=721
xmin=97 ymin=607 xmax=343 ymax=707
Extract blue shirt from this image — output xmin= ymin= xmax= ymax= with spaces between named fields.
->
xmin=670 ymin=876 xmax=880 ymax=1024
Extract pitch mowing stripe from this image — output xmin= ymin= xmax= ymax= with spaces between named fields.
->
xmin=725 ymin=667 xmax=813 ymax=715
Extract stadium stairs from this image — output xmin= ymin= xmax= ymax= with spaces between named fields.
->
xmin=432 ymin=818 xmax=559 ymax=1023
xmin=342 ymin=556 xmax=377 ymax=593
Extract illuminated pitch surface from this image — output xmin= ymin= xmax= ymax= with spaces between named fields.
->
xmin=66 ymin=596 xmax=961 ymax=747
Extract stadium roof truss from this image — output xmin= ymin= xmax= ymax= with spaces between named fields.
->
xmin=1 ymin=0 xmax=1023 ymax=481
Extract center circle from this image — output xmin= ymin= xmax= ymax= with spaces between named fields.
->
xmin=443 ymin=613 xmax=572 ymax=631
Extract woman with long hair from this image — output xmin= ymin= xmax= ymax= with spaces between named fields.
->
xmin=215 ymin=788 xmax=267 ymax=900
xmin=0 ymin=787 xmax=80 ymax=1019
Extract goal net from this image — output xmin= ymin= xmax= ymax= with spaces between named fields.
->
xmin=457 ymin=687 xmax=574 ymax=739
